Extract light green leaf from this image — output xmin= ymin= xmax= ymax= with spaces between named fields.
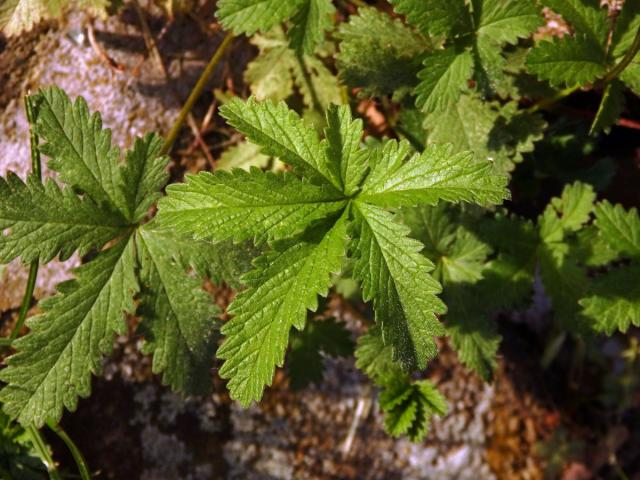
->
xmin=526 ymin=35 xmax=606 ymax=87
xmin=217 ymin=140 xmax=271 ymax=172
xmin=580 ymin=265 xmax=640 ymax=334
xmin=218 ymin=212 xmax=349 ymax=406
xmin=336 ymin=7 xmax=427 ymax=97
xmin=359 ymin=140 xmax=509 ymax=208
xmin=389 ymin=0 xmax=472 ymax=37
xmin=288 ymin=0 xmax=335 ymax=55
xmin=32 ymin=87 xmax=129 ymax=218
xmin=216 ymin=0 xmax=305 ymax=35
xmin=245 ymin=33 xmax=296 ymax=102
xmin=415 ymin=48 xmax=474 ymax=113
xmin=0 ymin=236 xmax=138 ymax=427
xmin=156 ymin=169 xmax=347 ymax=245
xmin=593 ymin=201 xmax=640 ymax=258
xmin=136 ymin=227 xmax=219 ymax=395
xmin=472 ymin=0 xmax=543 ymax=45
xmin=539 ymin=182 xmax=596 ymax=244
xmin=0 ymin=173 xmax=129 ymax=264
xmin=351 ymin=202 xmax=445 ymax=371
xmin=323 ymin=104 xmax=368 ymax=196
xmin=590 ymin=79 xmax=625 ymax=135
xmin=220 ymin=97 xmax=342 ymax=188
xmin=120 ymin=133 xmax=169 ymax=222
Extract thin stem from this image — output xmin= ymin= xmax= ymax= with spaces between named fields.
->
xmin=10 ymin=95 xmax=41 ymax=341
xmin=161 ymin=31 xmax=234 ymax=155
xmin=48 ymin=422 xmax=91 ymax=480
xmin=597 ymin=26 xmax=640 ymax=87
xmin=27 ymin=426 xmax=61 ymax=480
xmin=527 ymin=85 xmax=579 ymax=114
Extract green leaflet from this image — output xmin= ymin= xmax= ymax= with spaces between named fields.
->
xmin=471 ymin=0 xmax=543 ymax=46
xmin=156 ymin=169 xmax=347 ymax=245
xmin=590 ymin=80 xmax=625 ymax=135
xmin=335 ymin=6 xmax=427 ymax=97
xmin=539 ymin=182 xmax=596 ymax=244
xmin=389 ymin=0 xmax=472 ymax=38
xmin=136 ymin=227 xmax=219 ymax=395
xmin=288 ymin=318 xmax=353 ymax=389
xmin=610 ymin=0 xmax=640 ymax=59
xmin=0 ymin=173 xmax=129 ymax=264
xmin=120 ymin=133 xmax=170 ymax=223
xmin=526 ymin=35 xmax=607 ymax=87
xmin=580 ymin=265 xmax=640 ymax=335
xmin=351 ymin=202 xmax=446 ymax=371
xmin=216 ymin=0 xmax=305 ymax=35
xmin=593 ymin=201 xmax=640 ymax=258
xmin=540 ymin=0 xmax=609 ymax=48
xmin=220 ymin=97 xmax=342 ymax=188
xmin=287 ymin=0 xmax=335 ymax=55
xmin=379 ymin=377 xmax=447 ymax=442
xmin=324 ymin=104 xmax=368 ymax=196
xmin=218 ymin=212 xmax=349 ymax=406
xmin=359 ymin=141 xmax=510 ymax=207
xmin=354 ymin=325 xmax=401 ymax=386
xmin=217 ymin=140 xmax=271 ymax=172
xmin=0 ymin=236 xmax=138 ymax=427
xmin=31 ymin=87 xmax=129 ymax=219
xmin=415 ymin=48 xmax=474 ymax=113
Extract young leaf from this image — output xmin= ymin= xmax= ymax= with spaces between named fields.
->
xmin=593 ymin=201 xmax=640 ymax=258
xmin=0 ymin=236 xmax=138 ymax=427
xmin=359 ymin=141 xmax=510 ymax=208
xmin=0 ymin=173 xmax=129 ymax=264
xmin=355 ymin=326 xmax=402 ymax=386
xmin=288 ymin=0 xmax=335 ymax=55
xmin=136 ymin=227 xmax=219 ymax=395
xmin=415 ymin=48 xmax=474 ymax=113
xmin=539 ymin=182 xmax=596 ymax=243
xmin=156 ymin=169 xmax=347 ymax=245
xmin=219 ymin=97 xmax=342 ymax=189
xmin=31 ymin=87 xmax=129 ymax=219
xmin=389 ymin=0 xmax=472 ymax=38
xmin=379 ymin=377 xmax=447 ymax=442
xmin=216 ymin=0 xmax=305 ymax=35
xmin=218 ymin=212 xmax=349 ymax=406
xmin=526 ymin=36 xmax=606 ymax=87
xmin=323 ymin=104 xmax=368 ymax=196
xmin=351 ymin=202 xmax=446 ymax=371
xmin=288 ymin=318 xmax=353 ymax=389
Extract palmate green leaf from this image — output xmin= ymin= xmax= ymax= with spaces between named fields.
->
xmin=216 ymin=0 xmax=305 ymax=35
xmin=220 ymin=97 xmax=342 ymax=189
xmin=156 ymin=169 xmax=347 ymax=245
xmin=336 ymin=7 xmax=427 ymax=97
xmin=351 ymin=202 xmax=445 ymax=371
xmin=541 ymin=0 xmax=609 ymax=47
xmin=359 ymin=140 xmax=509 ymax=208
xmin=324 ymin=104 xmax=368 ymax=196
xmin=471 ymin=0 xmax=543 ymax=46
xmin=136 ymin=228 xmax=218 ymax=395
xmin=218 ymin=212 xmax=348 ymax=406
xmin=379 ymin=377 xmax=447 ymax=442
xmin=593 ymin=201 xmax=640 ymax=258
xmin=31 ymin=87 xmax=129 ymax=219
xmin=539 ymin=182 xmax=596 ymax=244
xmin=288 ymin=318 xmax=353 ymax=389
xmin=415 ymin=48 xmax=474 ymax=113
xmin=0 ymin=236 xmax=137 ymax=427
xmin=526 ymin=35 xmax=606 ymax=87
xmin=288 ymin=0 xmax=335 ymax=55
xmin=0 ymin=173 xmax=129 ymax=264
xmin=389 ymin=0 xmax=472 ymax=38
